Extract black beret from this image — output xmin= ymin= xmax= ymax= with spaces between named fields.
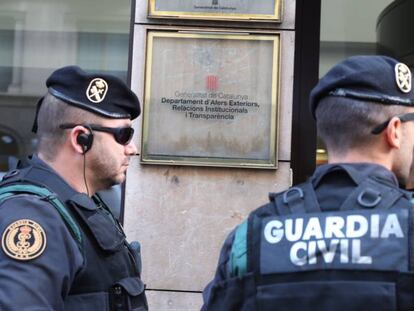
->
xmin=310 ymin=55 xmax=414 ymax=119
xmin=33 ymin=66 xmax=140 ymax=132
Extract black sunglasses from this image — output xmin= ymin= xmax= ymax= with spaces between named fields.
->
xmin=60 ymin=123 xmax=134 ymax=145
xmin=371 ymin=112 xmax=414 ymax=135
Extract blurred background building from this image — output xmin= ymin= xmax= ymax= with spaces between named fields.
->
xmin=0 ymin=0 xmax=131 ymax=171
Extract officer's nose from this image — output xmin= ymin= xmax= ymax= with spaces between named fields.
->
xmin=125 ymin=139 xmax=138 ymax=156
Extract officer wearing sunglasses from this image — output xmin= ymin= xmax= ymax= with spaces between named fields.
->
xmin=0 ymin=66 xmax=148 ymax=310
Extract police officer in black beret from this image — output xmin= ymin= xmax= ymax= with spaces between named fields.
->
xmin=0 ymin=66 xmax=148 ymax=310
xmin=202 ymin=55 xmax=414 ymax=311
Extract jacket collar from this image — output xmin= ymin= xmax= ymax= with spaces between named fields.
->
xmin=21 ymin=155 xmax=96 ymax=209
xmin=312 ymin=162 xmax=399 ymax=188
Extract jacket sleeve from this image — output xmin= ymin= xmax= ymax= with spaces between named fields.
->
xmin=0 ymin=195 xmax=84 ymax=311
xmin=201 ymin=228 xmax=237 ymax=310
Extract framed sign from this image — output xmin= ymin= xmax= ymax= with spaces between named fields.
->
xmin=148 ymin=0 xmax=282 ymax=22
xmin=141 ymin=31 xmax=280 ymax=169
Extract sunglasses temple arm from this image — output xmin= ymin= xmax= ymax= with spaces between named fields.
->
xmin=371 ymin=121 xmax=389 ymax=135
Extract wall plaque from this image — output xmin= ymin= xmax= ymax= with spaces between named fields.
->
xmin=148 ymin=0 xmax=282 ymax=22
xmin=141 ymin=31 xmax=280 ymax=169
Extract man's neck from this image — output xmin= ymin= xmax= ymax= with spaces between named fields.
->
xmin=327 ymin=149 xmax=392 ymax=171
xmin=38 ymin=152 xmax=92 ymax=196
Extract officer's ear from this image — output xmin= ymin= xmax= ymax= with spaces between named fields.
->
xmin=384 ymin=116 xmax=403 ymax=149
xmin=69 ymin=126 xmax=91 ymax=154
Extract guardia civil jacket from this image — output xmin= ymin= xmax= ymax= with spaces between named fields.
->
xmin=0 ymin=155 xmax=148 ymax=310
xmin=203 ymin=163 xmax=414 ymax=311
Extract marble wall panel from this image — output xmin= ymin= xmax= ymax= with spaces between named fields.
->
xmin=145 ymin=290 xmax=203 ymax=311
xmin=125 ymin=0 xmax=296 ymax=298
xmin=124 ymin=162 xmax=291 ymax=291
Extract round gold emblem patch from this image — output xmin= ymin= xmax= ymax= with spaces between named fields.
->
xmin=1 ymin=219 xmax=47 ymax=261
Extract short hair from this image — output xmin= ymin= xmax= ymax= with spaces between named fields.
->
xmin=315 ymin=96 xmax=411 ymax=155
xmin=36 ymin=93 xmax=102 ymax=160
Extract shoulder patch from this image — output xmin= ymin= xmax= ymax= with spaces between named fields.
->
xmin=1 ymin=219 xmax=47 ymax=261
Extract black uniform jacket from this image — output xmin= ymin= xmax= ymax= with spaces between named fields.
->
xmin=201 ymin=163 xmax=402 ymax=309
xmin=0 ymin=155 xmax=147 ymax=310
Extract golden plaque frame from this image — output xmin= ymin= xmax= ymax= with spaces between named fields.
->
xmin=148 ymin=0 xmax=282 ymax=22
xmin=141 ymin=30 xmax=280 ymax=169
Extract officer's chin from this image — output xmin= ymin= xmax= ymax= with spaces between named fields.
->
xmin=113 ymin=174 xmax=126 ymax=187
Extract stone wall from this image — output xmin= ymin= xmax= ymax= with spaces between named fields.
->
xmin=125 ymin=1 xmax=296 ymax=309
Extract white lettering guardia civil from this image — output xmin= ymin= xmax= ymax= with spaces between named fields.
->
xmin=263 ymin=214 xmax=404 ymax=266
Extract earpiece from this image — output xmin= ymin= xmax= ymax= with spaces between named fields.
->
xmin=77 ymin=132 xmax=93 ymax=154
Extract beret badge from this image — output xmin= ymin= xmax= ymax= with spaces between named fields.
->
xmin=86 ymin=78 xmax=108 ymax=103
xmin=395 ymin=63 xmax=412 ymax=93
